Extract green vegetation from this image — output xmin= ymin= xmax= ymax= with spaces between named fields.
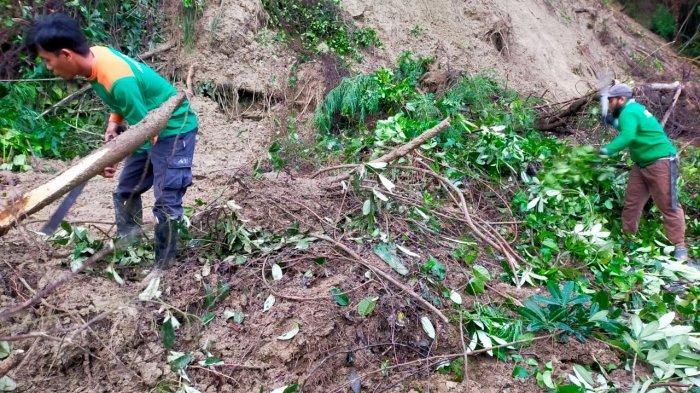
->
xmin=651 ymin=4 xmax=677 ymax=40
xmin=0 ymin=0 xmax=164 ymax=170
xmin=303 ymin=53 xmax=700 ymax=389
xmin=619 ymin=0 xmax=700 ymax=58
xmin=261 ymin=0 xmax=381 ymax=61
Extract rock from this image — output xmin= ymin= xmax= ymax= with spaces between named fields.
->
xmin=140 ymin=362 xmax=163 ymax=386
xmin=343 ymin=0 xmax=366 ymax=18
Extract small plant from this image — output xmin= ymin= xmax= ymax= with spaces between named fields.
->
xmin=651 ymin=5 xmax=677 ymax=40
xmin=262 ymin=0 xmax=380 ymax=61
xmin=517 ymin=281 xmax=622 ymax=341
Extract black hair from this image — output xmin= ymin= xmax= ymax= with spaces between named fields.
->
xmin=25 ymin=13 xmax=89 ymax=56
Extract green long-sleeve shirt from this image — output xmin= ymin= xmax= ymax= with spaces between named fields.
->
xmin=604 ymin=99 xmax=676 ymax=167
xmin=88 ymin=46 xmax=197 ymax=151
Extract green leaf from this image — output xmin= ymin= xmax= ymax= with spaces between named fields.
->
xmin=420 ymin=316 xmax=436 ymax=339
xmin=330 ymin=287 xmax=349 ymax=306
xmin=373 ymin=243 xmax=409 ymax=275
xmin=199 ymin=356 xmax=224 ymax=366
xmin=0 ymin=342 xmax=10 ymax=359
xmin=357 ymin=296 xmax=378 ymax=317
xmin=421 ymin=256 xmax=446 ymax=281
xmin=541 ymin=238 xmax=559 ymax=251
xmin=277 ymin=322 xmax=300 ymax=340
xmin=541 ymin=370 xmax=555 ymax=389
xmin=362 ymin=199 xmax=372 ymax=215
xmin=556 ymin=385 xmax=584 ymax=393
xmin=202 ymin=311 xmax=216 ymax=326
xmin=512 ymin=366 xmax=529 ymax=379
xmin=0 ymin=376 xmax=16 ymax=391
xmin=263 ymin=294 xmax=275 ymax=311
xmin=161 ymin=318 xmax=176 ymax=349
xmin=378 ymin=173 xmax=395 ymax=192
xmin=139 ymin=277 xmax=162 ymax=301
xmin=271 ymin=263 xmax=283 ymax=280
xmin=224 ymin=310 xmax=245 ymax=324
xmin=449 ymin=290 xmax=462 ymax=305
xmin=168 ymin=351 xmax=193 ymax=374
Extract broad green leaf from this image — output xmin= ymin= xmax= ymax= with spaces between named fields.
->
xmin=277 ymin=322 xmax=300 ymax=340
xmin=421 ymin=257 xmax=446 ymax=281
xmin=263 ymin=294 xmax=275 ymax=312
xmin=105 ymin=265 xmax=124 ymax=285
xmin=224 ymin=310 xmax=245 ymax=324
xmin=201 ymin=311 xmax=216 ymax=326
xmin=271 ymin=263 xmax=283 ymax=281
xmin=542 ymin=370 xmax=555 ymax=389
xmin=541 ymin=238 xmax=559 ymax=251
xmin=0 ymin=342 xmax=10 ymax=359
xmin=139 ymin=277 xmax=162 ymax=301
xmin=168 ymin=351 xmax=193 ymax=372
xmin=357 ymin=296 xmax=378 ymax=317
xmin=472 ymin=265 xmax=491 ymax=280
xmin=657 ymin=312 xmax=675 ymax=329
xmin=476 ymin=330 xmax=493 ymax=355
xmin=330 ymin=287 xmax=349 ymax=306
xmin=420 ymin=316 xmax=436 ymax=339
xmin=512 ymin=366 xmax=529 ymax=379
xmin=199 ymin=356 xmax=224 ymax=366
xmin=526 ymin=196 xmax=540 ymax=210
xmin=571 ymin=364 xmax=594 ymax=387
xmin=0 ymin=376 xmax=16 ymax=391
xmin=556 ymin=385 xmax=583 ymax=393
xmin=362 ymin=199 xmax=372 ymax=215
xmin=449 ymin=290 xmax=462 ymax=305
xmin=396 ymin=244 xmax=420 ymax=258
xmin=367 ymin=162 xmax=387 ymax=169
xmin=373 ymin=243 xmax=409 ymax=275
xmin=378 ymin=174 xmax=395 ymax=192
xmin=372 ymin=188 xmax=389 ymax=201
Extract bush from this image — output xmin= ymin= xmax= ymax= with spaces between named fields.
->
xmin=651 ymin=5 xmax=677 ymax=40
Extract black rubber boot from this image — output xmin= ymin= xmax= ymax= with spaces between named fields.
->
xmin=113 ymin=193 xmax=143 ymax=241
xmin=154 ymin=217 xmax=178 ymax=270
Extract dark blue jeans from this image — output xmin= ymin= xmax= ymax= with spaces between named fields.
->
xmin=115 ymin=129 xmax=197 ymax=223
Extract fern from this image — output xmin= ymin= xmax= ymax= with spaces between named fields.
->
xmin=314 ymin=52 xmax=432 ymax=135
xmin=314 ymin=73 xmax=381 ymax=134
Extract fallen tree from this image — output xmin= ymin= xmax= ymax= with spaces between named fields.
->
xmin=0 ymin=92 xmax=185 ymax=236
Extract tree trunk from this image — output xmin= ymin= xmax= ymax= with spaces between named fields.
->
xmin=0 ymin=92 xmax=185 ymax=236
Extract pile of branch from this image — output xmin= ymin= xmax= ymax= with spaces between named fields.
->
xmin=534 ymin=82 xmax=685 ymax=133
xmin=534 ymin=90 xmax=597 ymax=132
xmin=319 ymin=118 xmax=527 ymax=283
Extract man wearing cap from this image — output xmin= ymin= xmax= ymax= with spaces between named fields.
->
xmin=600 ymin=83 xmax=687 ymax=261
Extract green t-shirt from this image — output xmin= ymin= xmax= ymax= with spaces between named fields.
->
xmin=88 ymin=46 xmax=197 ymax=151
xmin=604 ymin=99 xmax=676 ymax=167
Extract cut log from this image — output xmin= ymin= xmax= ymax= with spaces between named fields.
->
xmin=0 ymin=92 xmax=185 ymax=236
xmin=643 ymin=81 xmax=681 ymax=91
xmin=323 ymin=117 xmax=452 ymax=185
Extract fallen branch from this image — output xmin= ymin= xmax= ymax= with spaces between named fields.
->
xmin=314 ymin=233 xmax=449 ymax=324
xmin=535 ymin=91 xmax=596 ymax=132
xmin=393 ymin=165 xmax=524 ymax=277
xmin=459 ymin=313 xmax=469 ymax=386
xmin=323 ymin=117 xmax=452 ymax=185
xmin=0 ymin=243 xmax=113 ymax=321
xmin=186 ymin=64 xmax=195 ymax=98
xmin=0 ymin=92 xmax=185 ymax=236
xmin=661 ymin=83 xmax=683 ymax=127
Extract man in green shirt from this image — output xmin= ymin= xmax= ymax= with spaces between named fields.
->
xmin=27 ymin=13 xmax=198 ymax=277
xmin=601 ymin=84 xmax=687 ymax=261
